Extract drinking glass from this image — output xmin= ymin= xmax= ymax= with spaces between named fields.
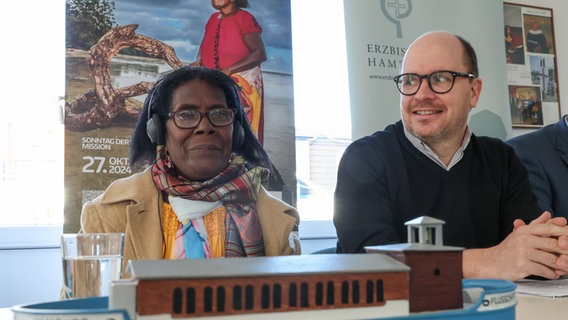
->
xmin=61 ymin=233 xmax=124 ymax=299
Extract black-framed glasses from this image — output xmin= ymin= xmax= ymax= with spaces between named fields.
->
xmin=393 ymin=70 xmax=476 ymax=96
xmin=168 ymin=108 xmax=235 ymax=129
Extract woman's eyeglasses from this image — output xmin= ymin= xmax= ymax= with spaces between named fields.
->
xmin=168 ymin=108 xmax=235 ymax=129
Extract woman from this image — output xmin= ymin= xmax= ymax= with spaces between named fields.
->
xmin=80 ymin=67 xmax=300 ymax=276
xmin=191 ymin=0 xmax=266 ymax=143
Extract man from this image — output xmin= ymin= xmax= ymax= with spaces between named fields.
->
xmin=507 ymin=115 xmax=568 ymax=218
xmin=333 ymin=31 xmax=568 ymax=281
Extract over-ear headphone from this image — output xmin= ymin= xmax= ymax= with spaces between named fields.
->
xmin=146 ymin=83 xmax=246 ymax=149
xmin=146 ymin=87 xmax=165 ymax=145
xmin=146 ymin=113 xmax=164 ymax=145
xmin=232 ymin=120 xmax=244 ymax=149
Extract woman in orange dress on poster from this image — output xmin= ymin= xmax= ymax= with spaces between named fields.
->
xmin=191 ymin=0 xmax=267 ymax=144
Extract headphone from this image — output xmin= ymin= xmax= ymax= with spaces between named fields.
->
xmin=146 ymin=87 xmax=165 ymax=145
xmin=145 ymin=86 xmax=245 ymax=149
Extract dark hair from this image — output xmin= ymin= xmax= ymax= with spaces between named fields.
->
xmin=235 ymin=0 xmax=250 ymax=8
xmin=456 ymin=35 xmax=479 ymax=77
xmin=129 ymin=66 xmax=270 ymax=170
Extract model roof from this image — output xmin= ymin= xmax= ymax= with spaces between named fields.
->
xmin=127 ymin=253 xmax=410 ymax=280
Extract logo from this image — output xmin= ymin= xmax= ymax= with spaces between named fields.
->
xmin=380 ymin=0 xmax=413 ymax=38
xmin=480 ymin=292 xmax=516 ymax=311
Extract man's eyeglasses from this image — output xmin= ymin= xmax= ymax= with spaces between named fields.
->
xmin=168 ymin=108 xmax=235 ymax=129
xmin=393 ymin=70 xmax=476 ymax=96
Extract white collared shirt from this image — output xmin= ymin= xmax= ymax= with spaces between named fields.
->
xmin=403 ymin=125 xmax=472 ymax=171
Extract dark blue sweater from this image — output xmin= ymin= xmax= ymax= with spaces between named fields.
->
xmin=334 ymin=121 xmax=541 ymax=253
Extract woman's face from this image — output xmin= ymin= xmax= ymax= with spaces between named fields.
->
xmin=164 ymin=79 xmax=234 ymax=181
xmin=211 ymin=0 xmax=232 ymax=10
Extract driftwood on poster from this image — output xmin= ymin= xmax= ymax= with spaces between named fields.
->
xmin=65 ymin=24 xmax=184 ymax=130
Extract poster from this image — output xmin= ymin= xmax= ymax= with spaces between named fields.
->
xmin=343 ymin=0 xmax=511 ymax=141
xmin=64 ymin=0 xmax=295 ymax=232
xmin=504 ymin=3 xmax=561 ymax=128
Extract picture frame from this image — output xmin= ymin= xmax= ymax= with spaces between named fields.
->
xmin=503 ymin=3 xmax=561 ymax=128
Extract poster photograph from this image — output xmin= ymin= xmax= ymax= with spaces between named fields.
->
xmin=64 ymin=0 xmax=295 ymax=232
xmin=503 ymin=2 xmax=561 ymax=128
xmin=508 ymin=85 xmax=543 ymax=126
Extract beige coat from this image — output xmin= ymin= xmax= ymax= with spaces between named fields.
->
xmin=81 ymin=169 xmax=301 ymax=276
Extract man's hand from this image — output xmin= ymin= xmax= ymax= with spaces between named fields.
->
xmin=463 ymin=211 xmax=568 ymax=281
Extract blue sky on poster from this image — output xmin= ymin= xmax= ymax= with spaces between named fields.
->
xmin=113 ymin=0 xmax=293 ymax=74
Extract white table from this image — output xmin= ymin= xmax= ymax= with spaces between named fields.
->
xmin=516 ymin=294 xmax=568 ymax=320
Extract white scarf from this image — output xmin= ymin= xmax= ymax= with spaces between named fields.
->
xmin=168 ymin=196 xmax=222 ymax=222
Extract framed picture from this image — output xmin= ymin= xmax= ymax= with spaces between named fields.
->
xmin=503 ymin=3 xmax=561 ymax=128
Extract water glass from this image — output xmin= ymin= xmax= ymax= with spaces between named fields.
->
xmin=61 ymin=233 xmax=124 ymax=299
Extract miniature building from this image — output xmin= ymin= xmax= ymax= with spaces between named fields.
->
xmin=117 ymin=254 xmax=412 ymax=319
xmin=405 ymin=216 xmax=445 ymax=245
xmin=366 ymin=216 xmax=464 ymax=313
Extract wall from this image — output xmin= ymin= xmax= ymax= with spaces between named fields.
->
xmin=0 ymin=226 xmax=63 ymax=307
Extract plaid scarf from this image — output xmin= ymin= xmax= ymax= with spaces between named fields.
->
xmin=152 ymin=146 xmax=267 ymax=257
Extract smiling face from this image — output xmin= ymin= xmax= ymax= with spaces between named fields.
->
xmin=399 ymin=32 xmax=482 ymax=147
xmin=165 ymin=79 xmax=233 ymax=181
